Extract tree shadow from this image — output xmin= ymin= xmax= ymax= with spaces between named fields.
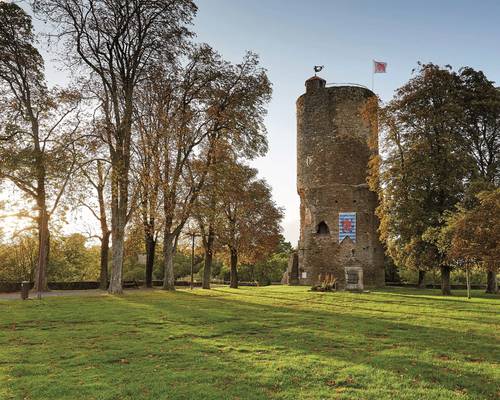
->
xmin=119 ymin=288 xmax=499 ymax=398
xmin=3 ymin=288 xmax=498 ymax=399
xmin=374 ymin=287 xmax=500 ymax=305
xmin=205 ymin=287 xmax=498 ymax=325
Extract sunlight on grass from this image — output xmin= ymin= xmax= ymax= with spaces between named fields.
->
xmin=1 ymin=286 xmax=499 ymax=400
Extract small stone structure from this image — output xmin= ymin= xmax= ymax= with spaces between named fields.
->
xmin=290 ymin=75 xmax=385 ymax=289
xmin=282 ymin=252 xmax=299 ymax=285
xmin=345 ymin=266 xmax=364 ymax=291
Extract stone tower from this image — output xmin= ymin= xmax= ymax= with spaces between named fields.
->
xmin=295 ymin=75 xmax=384 ymax=289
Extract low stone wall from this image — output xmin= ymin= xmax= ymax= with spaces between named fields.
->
xmin=3 ymin=280 xmax=482 ymax=293
xmin=0 ymin=282 xmax=26 ymax=293
xmin=0 ymin=280 xmax=266 ymax=293
xmin=0 ymin=281 xmax=101 ymax=292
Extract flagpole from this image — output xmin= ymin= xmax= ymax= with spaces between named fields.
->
xmin=372 ymin=60 xmax=387 ymax=93
xmin=371 ymin=60 xmax=374 ymax=92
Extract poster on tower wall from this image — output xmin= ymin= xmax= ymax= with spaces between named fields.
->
xmin=339 ymin=212 xmax=356 ymax=243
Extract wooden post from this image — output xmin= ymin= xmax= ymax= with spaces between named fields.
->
xmin=466 ymin=264 xmax=471 ymax=299
xmin=190 ymin=233 xmax=195 ymax=290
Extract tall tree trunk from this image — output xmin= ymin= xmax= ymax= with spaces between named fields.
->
xmin=440 ymin=265 xmax=452 ymax=296
xmin=229 ymin=247 xmax=238 ymax=289
xmin=485 ymin=264 xmax=498 ymax=294
xmin=108 ymin=156 xmax=129 ymax=295
xmin=417 ymin=270 xmax=426 ymax=288
xmin=202 ymin=226 xmax=215 ymax=289
xmin=99 ymin=231 xmax=110 ymax=290
xmin=34 ymin=206 xmax=49 ymax=293
xmin=140 ymin=181 xmax=157 ymax=288
xmin=162 ymin=232 xmax=176 ymax=290
xmin=145 ymin=233 xmax=156 ymax=288
xmin=96 ymin=161 xmax=110 ymax=290
xmin=109 ymin=222 xmax=125 ymax=294
xmin=33 ymin=121 xmax=49 ymax=293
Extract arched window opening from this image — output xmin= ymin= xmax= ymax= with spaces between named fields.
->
xmin=317 ymin=221 xmax=330 ymax=235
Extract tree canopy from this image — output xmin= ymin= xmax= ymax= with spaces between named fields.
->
xmin=375 ymin=63 xmax=500 ymax=294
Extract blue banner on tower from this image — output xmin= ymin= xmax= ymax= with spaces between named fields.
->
xmin=339 ymin=212 xmax=356 ymax=243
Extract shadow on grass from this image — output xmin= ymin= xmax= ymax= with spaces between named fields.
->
xmin=202 ymin=287 xmax=499 ymax=325
xmin=373 ymin=288 xmax=500 ymax=305
xmin=117 ymin=288 xmax=499 ymax=399
xmin=3 ymin=287 xmax=499 ymax=399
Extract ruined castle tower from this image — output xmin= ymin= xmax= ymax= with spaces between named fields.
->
xmin=295 ymin=75 xmax=384 ymax=289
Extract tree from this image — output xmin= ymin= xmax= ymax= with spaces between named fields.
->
xmin=48 ymin=233 xmax=99 ymax=281
xmin=0 ymin=232 xmax=38 ymax=283
xmin=132 ymin=46 xmax=271 ymax=291
xmin=0 ymin=3 xmax=81 ymax=293
xmin=129 ymin=45 xmax=222 ymax=291
xmin=194 ymin=153 xmax=223 ymax=289
xmin=194 ymin=139 xmax=268 ymax=289
xmin=160 ymin=50 xmax=271 ymax=291
xmin=217 ymin=161 xmax=283 ymax=289
xmin=445 ymin=189 xmax=500 ymax=293
xmin=376 ymin=64 xmax=468 ymax=295
xmin=190 ymin=51 xmax=271 ymax=289
xmin=33 ymin=0 xmax=197 ymax=294
xmin=133 ymin=70 xmax=165 ymax=288
xmin=237 ymin=235 xmax=292 ymax=285
xmin=456 ymin=68 xmax=500 ymax=288
xmin=458 ymin=68 xmax=500 ymax=187
xmin=79 ymin=158 xmax=112 ymax=289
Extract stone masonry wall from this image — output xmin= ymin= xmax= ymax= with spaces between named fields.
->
xmin=296 ymin=77 xmax=385 ymax=288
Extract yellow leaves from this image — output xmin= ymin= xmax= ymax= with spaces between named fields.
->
xmin=446 ymin=188 xmax=500 ymax=264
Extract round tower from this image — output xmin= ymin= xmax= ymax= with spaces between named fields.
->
xmin=296 ymin=75 xmax=384 ymax=289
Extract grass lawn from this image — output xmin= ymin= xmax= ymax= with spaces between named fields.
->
xmin=0 ymin=286 xmax=499 ymax=400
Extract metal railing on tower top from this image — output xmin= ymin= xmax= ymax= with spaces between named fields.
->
xmin=326 ymin=82 xmax=370 ymax=90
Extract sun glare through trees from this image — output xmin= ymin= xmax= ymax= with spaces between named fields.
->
xmin=0 ymin=1 xmax=498 ymax=399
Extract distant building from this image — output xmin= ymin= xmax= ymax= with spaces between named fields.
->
xmin=287 ymin=75 xmax=384 ymax=290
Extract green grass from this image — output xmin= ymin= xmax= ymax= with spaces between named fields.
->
xmin=0 ymin=286 xmax=499 ymax=400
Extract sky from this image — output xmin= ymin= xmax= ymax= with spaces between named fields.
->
xmin=191 ymin=0 xmax=500 ymax=245
xmin=3 ymin=0 xmax=500 ymax=245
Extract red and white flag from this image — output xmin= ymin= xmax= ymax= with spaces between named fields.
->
xmin=373 ymin=60 xmax=387 ymax=73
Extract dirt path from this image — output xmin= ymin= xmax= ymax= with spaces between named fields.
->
xmin=0 ymin=288 xmax=159 ymax=300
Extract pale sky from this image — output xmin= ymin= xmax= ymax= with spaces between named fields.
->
xmin=4 ymin=0 xmax=500 ymax=245
xmin=193 ymin=0 xmax=500 ymax=245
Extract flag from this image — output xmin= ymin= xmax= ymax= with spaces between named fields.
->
xmin=373 ymin=60 xmax=387 ymax=73
xmin=339 ymin=212 xmax=356 ymax=243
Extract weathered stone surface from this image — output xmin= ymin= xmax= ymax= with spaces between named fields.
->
xmin=345 ymin=266 xmax=364 ymax=291
xmin=282 ymin=251 xmax=299 ymax=285
xmin=295 ymin=76 xmax=385 ymax=289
